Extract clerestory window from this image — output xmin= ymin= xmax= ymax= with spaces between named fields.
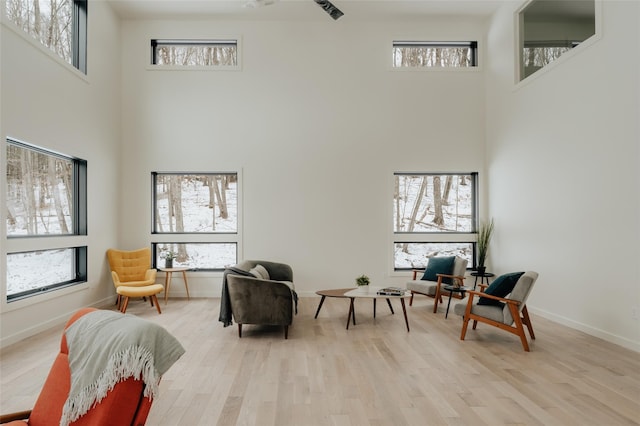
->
xmin=151 ymin=39 xmax=239 ymax=68
xmin=4 ymin=0 xmax=87 ymax=73
xmin=392 ymin=41 xmax=478 ymax=68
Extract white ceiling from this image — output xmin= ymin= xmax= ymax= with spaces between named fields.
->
xmin=106 ymin=0 xmax=503 ymax=21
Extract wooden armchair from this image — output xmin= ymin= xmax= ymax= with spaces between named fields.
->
xmin=406 ymin=256 xmax=468 ymax=313
xmin=454 ymin=271 xmax=539 ymax=351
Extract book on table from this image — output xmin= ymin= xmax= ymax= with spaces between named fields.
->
xmin=377 ymin=286 xmax=406 ymax=296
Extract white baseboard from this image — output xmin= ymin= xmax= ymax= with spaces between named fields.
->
xmin=0 ymin=298 xmax=114 ymax=349
xmin=530 ymin=306 xmax=640 ymax=353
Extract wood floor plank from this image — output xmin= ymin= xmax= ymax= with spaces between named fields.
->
xmin=1 ymin=296 xmax=639 ymax=425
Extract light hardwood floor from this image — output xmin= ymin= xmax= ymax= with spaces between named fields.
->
xmin=1 ymin=296 xmax=639 ymax=425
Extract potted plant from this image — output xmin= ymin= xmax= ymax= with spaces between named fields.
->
xmin=476 ymin=218 xmax=494 ymax=275
xmin=355 ymin=274 xmax=370 ymax=287
xmin=162 ymin=251 xmax=177 ymax=268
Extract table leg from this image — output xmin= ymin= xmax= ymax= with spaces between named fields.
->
xmin=400 ymin=298 xmax=410 ymax=332
xmin=164 ymin=271 xmax=172 ymax=305
xmin=373 ymin=299 xmax=376 ymax=318
xmin=386 ymin=298 xmax=394 ymax=314
xmin=314 ymin=296 xmax=326 ymax=319
xmin=346 ymin=298 xmax=355 ymax=330
xmin=445 ymin=291 xmax=454 ymax=318
xmin=182 ymin=270 xmax=190 ymax=300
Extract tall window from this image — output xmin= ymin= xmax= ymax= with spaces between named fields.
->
xmin=5 ymin=139 xmax=87 ymax=301
xmin=393 ymin=41 xmax=478 ymax=68
xmin=393 ymin=173 xmax=478 ymax=270
xmin=151 ymin=39 xmax=238 ymax=68
xmin=151 ymin=173 xmax=239 ymax=270
xmin=4 ymin=0 xmax=87 ymax=73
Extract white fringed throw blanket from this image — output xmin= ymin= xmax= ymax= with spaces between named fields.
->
xmin=60 ymin=310 xmax=185 ymax=426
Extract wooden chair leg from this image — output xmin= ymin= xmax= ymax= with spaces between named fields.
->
xmin=238 ymin=324 xmax=242 ymax=338
xmin=509 ymin=303 xmax=530 ymax=352
xmin=522 ymin=306 xmax=535 ymax=339
xmin=460 ymin=296 xmax=474 ymax=341
xmin=409 ymin=292 xmax=414 ymax=306
xmin=433 ymin=287 xmax=440 ymax=313
xmin=152 ymin=295 xmax=162 ymax=314
xmin=284 ymin=325 xmax=288 ymax=339
xmin=120 ymin=297 xmax=129 ymax=313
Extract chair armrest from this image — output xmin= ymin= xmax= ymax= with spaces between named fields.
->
xmin=466 ymin=290 xmax=520 ymax=305
xmin=436 ymin=273 xmax=466 ymax=287
xmin=411 ymin=269 xmax=424 ymax=280
xmin=0 ymin=409 xmax=32 ymax=423
xmin=111 ymin=271 xmax=121 ymax=286
xmin=145 ymin=269 xmax=157 ymax=281
xmin=478 ymin=283 xmax=489 ymax=292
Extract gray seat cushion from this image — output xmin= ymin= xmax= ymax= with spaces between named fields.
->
xmin=454 ymin=302 xmax=504 ymax=323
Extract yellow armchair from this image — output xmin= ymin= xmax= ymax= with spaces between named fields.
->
xmin=107 ymin=248 xmax=159 ymax=310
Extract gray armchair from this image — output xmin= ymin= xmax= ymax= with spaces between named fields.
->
xmin=220 ymin=260 xmax=296 ymax=339
xmin=454 ymin=271 xmax=539 ymax=351
xmin=406 ymin=256 xmax=468 ymax=313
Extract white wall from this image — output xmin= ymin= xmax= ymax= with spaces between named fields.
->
xmin=485 ymin=1 xmax=640 ymax=351
xmin=119 ymin=17 xmax=488 ymax=301
xmin=0 ymin=2 xmax=122 ymax=347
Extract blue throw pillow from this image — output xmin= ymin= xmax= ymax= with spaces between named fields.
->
xmin=478 ymin=272 xmax=525 ymax=307
xmin=421 ymin=256 xmax=456 ymax=284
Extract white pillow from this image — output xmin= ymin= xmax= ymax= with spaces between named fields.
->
xmin=249 ymin=264 xmax=270 ymax=280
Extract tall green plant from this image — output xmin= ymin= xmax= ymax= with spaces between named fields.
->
xmin=477 ymin=218 xmax=495 ymax=268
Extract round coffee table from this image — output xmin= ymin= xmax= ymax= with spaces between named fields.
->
xmin=314 ymin=288 xmax=355 ymax=319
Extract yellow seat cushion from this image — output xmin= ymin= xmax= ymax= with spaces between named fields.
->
xmin=116 ymin=284 xmax=164 ymax=298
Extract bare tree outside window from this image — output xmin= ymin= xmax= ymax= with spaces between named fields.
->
xmin=6 ymin=142 xmax=74 ymax=236
xmin=393 ymin=41 xmax=478 ymax=68
xmin=151 ymin=40 xmax=238 ymax=67
xmin=152 ymin=173 xmax=239 ymax=270
xmin=394 ymin=174 xmax=473 ymax=234
xmin=5 ymin=0 xmax=86 ymax=72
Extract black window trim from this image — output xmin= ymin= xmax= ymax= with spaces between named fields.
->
xmin=392 ymin=40 xmax=479 ymax=67
xmin=150 ymin=38 xmax=239 ymax=66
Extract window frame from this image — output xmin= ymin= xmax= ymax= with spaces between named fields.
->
xmin=3 ymin=0 xmax=87 ymax=74
xmin=392 ymin=41 xmax=479 ymax=69
xmin=392 ymin=172 xmax=479 ymax=272
xmin=5 ymin=138 xmax=88 ymax=302
xmin=149 ymin=38 xmax=241 ymax=70
xmin=516 ymin=0 xmax=599 ymax=83
xmin=150 ymin=171 xmax=242 ymax=272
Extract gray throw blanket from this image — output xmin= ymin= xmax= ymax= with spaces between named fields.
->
xmin=219 ymin=268 xmax=244 ymax=327
xmin=60 ymin=310 xmax=185 ymax=426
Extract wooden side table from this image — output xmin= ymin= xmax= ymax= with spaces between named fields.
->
xmin=470 ymin=271 xmax=495 ymax=290
xmin=442 ymin=284 xmax=470 ymax=318
xmin=158 ymin=267 xmax=190 ymax=304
